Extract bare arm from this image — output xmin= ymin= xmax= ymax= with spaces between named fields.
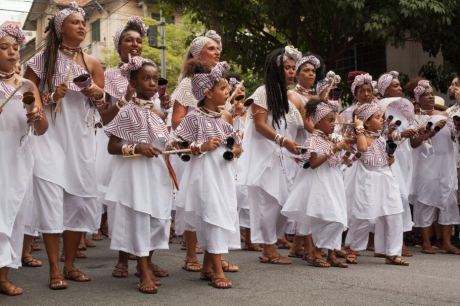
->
xmin=171 ymin=101 xmax=188 ymax=130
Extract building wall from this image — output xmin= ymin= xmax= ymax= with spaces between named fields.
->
xmin=386 ymin=41 xmax=444 ymax=79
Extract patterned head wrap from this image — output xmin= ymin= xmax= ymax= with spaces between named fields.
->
xmin=191 ymin=61 xmax=229 ymax=101
xmin=413 ymin=80 xmax=432 ymax=102
xmin=377 ymin=71 xmax=399 ymax=96
xmin=350 ymin=73 xmax=373 ymax=97
xmin=113 ymin=16 xmax=147 ymax=53
xmin=312 ymin=101 xmax=339 ymax=126
xmin=277 ymin=45 xmax=302 ymax=67
xmin=119 ymin=56 xmax=155 ymax=78
xmin=316 ymin=70 xmax=341 ymax=95
xmin=189 ymin=30 xmax=222 ymax=58
xmin=228 ymin=77 xmax=242 ymax=94
xmin=355 ymin=102 xmax=381 ymax=122
xmin=54 ymin=1 xmax=85 ymax=39
xmin=296 ymin=55 xmax=320 ymax=73
xmin=0 ymin=23 xmax=26 ymax=45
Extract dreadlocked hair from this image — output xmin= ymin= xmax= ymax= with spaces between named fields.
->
xmin=264 ymin=48 xmax=289 ymax=129
xmin=305 ymin=97 xmax=323 ymax=118
xmin=42 ymin=17 xmax=59 ymax=94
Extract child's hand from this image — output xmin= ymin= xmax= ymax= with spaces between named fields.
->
xmin=232 ymin=145 xmax=242 ymax=158
xmin=353 ymin=116 xmax=363 ymax=129
xmin=401 ymin=129 xmax=416 ymax=138
xmin=136 ymin=144 xmax=161 ymax=158
xmin=388 ymin=154 xmax=395 ymax=166
xmin=201 ymin=137 xmax=220 ymax=152
xmin=53 ymin=83 xmax=68 ymax=101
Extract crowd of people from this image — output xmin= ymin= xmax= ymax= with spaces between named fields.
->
xmin=2 ymin=1 xmax=460 ymax=296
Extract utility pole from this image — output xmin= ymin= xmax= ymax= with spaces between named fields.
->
xmin=159 ymin=11 xmax=166 ymax=78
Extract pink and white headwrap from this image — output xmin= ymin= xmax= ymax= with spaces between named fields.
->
xmin=191 ymin=61 xmax=229 ymax=101
xmin=350 ymin=73 xmax=373 ymax=97
xmin=377 ymin=71 xmax=399 ymax=96
xmin=312 ymin=101 xmax=339 ymax=126
xmin=189 ymin=30 xmax=222 ymax=58
xmin=316 ymin=70 xmax=341 ymax=95
xmin=413 ymin=80 xmax=431 ymax=102
xmin=295 ymin=55 xmax=320 ymax=73
xmin=54 ymin=1 xmax=85 ymax=39
xmin=0 ymin=23 xmax=26 ymax=45
xmin=113 ymin=16 xmax=147 ymax=53
xmin=119 ymin=56 xmax=155 ymax=78
xmin=355 ymin=102 xmax=381 ymax=122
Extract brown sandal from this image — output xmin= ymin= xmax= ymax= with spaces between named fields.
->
xmin=328 ymin=259 xmax=348 ymax=268
xmin=151 ymin=263 xmax=169 ymax=277
xmin=63 ymin=268 xmax=91 ymax=282
xmin=112 ymin=263 xmax=128 ymax=278
xmin=48 ymin=275 xmax=68 ymax=290
xmin=22 ymin=256 xmax=43 ymax=267
xmin=200 ymin=271 xmax=214 ymax=281
xmin=310 ymin=258 xmax=331 ymax=268
xmin=259 ymin=255 xmax=291 ymax=265
xmin=242 ymin=244 xmax=263 ymax=252
xmin=345 ymin=254 xmax=358 ymax=264
xmin=221 ymin=259 xmax=239 ymax=272
xmin=0 ymin=281 xmax=24 ymax=296
xmin=208 ymin=277 xmax=232 ymax=289
xmin=138 ymin=281 xmax=158 ymax=294
xmin=182 ymin=259 xmax=202 ymax=272
xmin=288 ymin=250 xmax=305 ymax=258
xmin=385 ymin=256 xmax=409 ymax=266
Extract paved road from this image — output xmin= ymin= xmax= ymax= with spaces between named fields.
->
xmin=2 ymin=237 xmax=460 ymax=306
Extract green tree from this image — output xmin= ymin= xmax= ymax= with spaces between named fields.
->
xmin=161 ymin=0 xmax=457 ymax=77
xmin=103 ymin=14 xmax=203 ymax=89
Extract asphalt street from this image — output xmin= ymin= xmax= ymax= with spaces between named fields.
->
xmin=2 ymin=237 xmax=460 ymax=306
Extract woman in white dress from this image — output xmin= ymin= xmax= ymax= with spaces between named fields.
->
xmin=408 ymin=79 xmax=460 ymax=255
xmin=104 ymin=57 xmax=173 ymax=294
xmin=239 ymin=46 xmax=303 ymax=264
xmin=0 ymin=24 xmax=48 ymax=295
xmin=24 ymin=2 xmax=106 ymax=289
xmin=174 ymin=61 xmax=241 ymax=289
xmin=376 ymin=71 xmax=416 ymax=257
xmin=282 ymin=99 xmax=349 ymax=268
xmin=171 ymin=30 xmax=238 ymax=273
xmin=348 ymin=103 xmax=408 ymax=265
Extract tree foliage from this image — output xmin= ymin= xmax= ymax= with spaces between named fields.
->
xmin=161 ymin=0 xmax=458 ymax=79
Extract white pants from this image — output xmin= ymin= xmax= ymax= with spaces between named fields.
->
xmin=174 ymin=206 xmax=195 ymax=235
xmin=345 ymin=218 xmax=371 ymax=251
xmin=238 ymin=208 xmax=250 ymax=229
xmin=195 ymin=220 xmax=241 ymax=254
xmin=248 ymin=186 xmax=287 ymax=244
xmin=374 ymin=213 xmax=403 ymax=256
xmin=311 ymin=218 xmax=343 ymax=251
xmin=0 ymin=199 xmax=26 ymax=269
xmin=110 ymin=204 xmax=170 ymax=257
xmin=413 ymin=201 xmax=460 ymax=228
xmin=32 ymin=177 xmax=100 ymax=233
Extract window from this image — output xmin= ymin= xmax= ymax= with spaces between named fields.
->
xmin=91 ymin=19 xmax=100 ymax=42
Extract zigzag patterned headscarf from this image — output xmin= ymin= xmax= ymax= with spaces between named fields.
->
xmin=191 ymin=61 xmax=229 ymax=101
xmin=54 ymin=2 xmax=85 ymax=39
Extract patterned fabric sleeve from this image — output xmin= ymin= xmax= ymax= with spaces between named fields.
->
xmin=171 ymin=77 xmax=198 ymax=108
xmin=247 ymin=86 xmax=267 ymax=110
xmin=27 ymin=51 xmax=45 ymax=80
xmin=174 ymin=111 xmax=198 ymax=143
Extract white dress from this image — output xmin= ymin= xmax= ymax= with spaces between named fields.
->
xmin=0 ymin=81 xmax=34 ymax=268
xmin=28 ymin=50 xmax=100 ymax=234
xmin=410 ymin=114 xmax=460 ymax=225
xmin=174 ymin=108 xmax=241 ymax=254
xmin=347 ymin=136 xmax=404 ymax=219
xmin=104 ymin=103 xmax=174 ymax=256
xmin=282 ymin=131 xmax=347 ymax=250
xmin=239 ymin=85 xmax=304 ymax=205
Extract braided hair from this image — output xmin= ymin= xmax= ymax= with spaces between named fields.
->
xmin=42 ymin=17 xmax=60 ymax=94
xmin=264 ymin=48 xmax=289 ymax=129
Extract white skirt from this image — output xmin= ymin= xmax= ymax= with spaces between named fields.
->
xmin=110 ymin=203 xmax=170 ymax=257
xmin=282 ymin=163 xmax=347 ymax=227
xmin=347 ymin=162 xmax=403 ymax=219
